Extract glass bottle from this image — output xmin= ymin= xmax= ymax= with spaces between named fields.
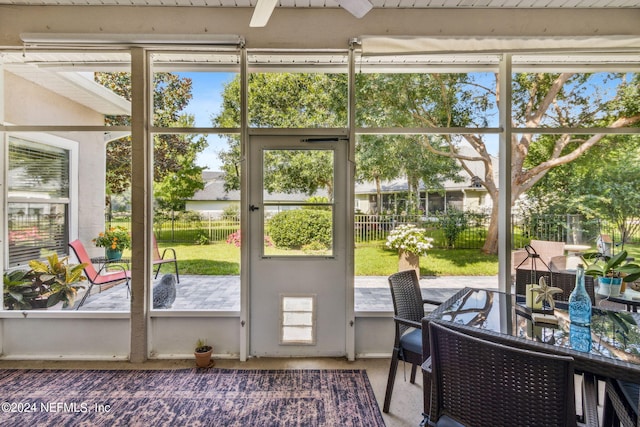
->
xmin=569 ymin=264 xmax=592 ymax=326
xmin=570 ymin=323 xmax=592 ymax=353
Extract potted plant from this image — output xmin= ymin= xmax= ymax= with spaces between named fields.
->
xmin=385 ymin=224 xmax=434 ymax=278
xmin=93 ymin=226 xmax=131 ymax=260
xmin=194 ymin=339 xmax=214 ymax=368
xmin=583 ymin=250 xmax=640 ymax=297
xmin=3 ymin=253 xmax=87 ymax=309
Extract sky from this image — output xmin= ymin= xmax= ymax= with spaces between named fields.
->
xmin=179 ymin=72 xmax=234 ymax=171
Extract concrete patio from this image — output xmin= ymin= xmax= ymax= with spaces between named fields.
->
xmin=74 ymin=274 xmax=500 ymax=311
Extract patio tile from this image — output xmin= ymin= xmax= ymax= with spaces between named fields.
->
xmin=75 ymin=275 xmax=499 ymax=312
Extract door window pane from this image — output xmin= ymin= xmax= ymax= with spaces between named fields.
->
xmin=262 ymin=149 xmax=334 ymax=257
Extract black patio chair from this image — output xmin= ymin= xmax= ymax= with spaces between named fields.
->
xmin=383 ymin=269 xmax=442 ymax=413
xmin=425 ymin=320 xmax=595 ymax=427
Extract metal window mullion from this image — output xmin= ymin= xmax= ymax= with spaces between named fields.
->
xmin=498 ymin=53 xmax=513 ymax=294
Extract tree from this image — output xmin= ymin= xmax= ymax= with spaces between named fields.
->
xmin=95 ymin=72 xmax=207 ymax=212
xmin=355 ymin=135 xmax=400 ymax=214
xmin=214 ymin=73 xmax=346 ymax=196
xmin=395 ymin=135 xmax=463 ymax=214
xmin=216 ymin=70 xmax=640 ymax=255
xmin=263 ymin=149 xmax=335 ymax=199
xmin=580 ymin=151 xmax=640 ymax=245
xmin=154 ymin=117 xmax=207 ymax=212
xmin=373 ymin=71 xmax=640 ymax=253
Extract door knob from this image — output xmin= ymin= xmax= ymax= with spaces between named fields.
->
xmin=249 ymin=205 xmax=260 ymax=212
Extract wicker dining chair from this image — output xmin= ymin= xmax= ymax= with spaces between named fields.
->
xmin=425 ymin=320 xmax=585 ymax=427
xmin=383 ymin=269 xmax=442 ymax=414
xmin=603 ymin=378 xmax=639 ymax=427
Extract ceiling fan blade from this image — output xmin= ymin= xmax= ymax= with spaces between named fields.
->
xmin=336 ymin=0 xmax=373 ymax=19
xmin=250 ymin=0 xmax=279 ymax=27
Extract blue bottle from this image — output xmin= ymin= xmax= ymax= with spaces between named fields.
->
xmin=569 ymin=264 xmax=592 ymax=326
xmin=570 ymin=323 xmax=592 ymax=353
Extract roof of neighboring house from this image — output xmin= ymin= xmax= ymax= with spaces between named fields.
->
xmin=189 ymin=171 xmax=329 ymax=202
xmin=189 ymin=172 xmax=240 ymax=202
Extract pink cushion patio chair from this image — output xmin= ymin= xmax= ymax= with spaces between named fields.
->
xmin=69 ymin=239 xmax=131 ymax=309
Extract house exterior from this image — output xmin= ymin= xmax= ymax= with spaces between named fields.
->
xmin=186 ymin=171 xmax=240 ymax=217
xmin=189 ymin=148 xmax=497 ymax=218
xmin=3 ymin=64 xmax=130 ymax=266
xmin=354 ymin=147 xmax=498 ymax=215
xmin=186 ymin=171 xmax=330 ymax=218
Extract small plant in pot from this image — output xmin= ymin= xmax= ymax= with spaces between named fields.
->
xmin=583 ymin=250 xmax=640 ymax=297
xmin=194 ymin=339 xmax=214 ymax=368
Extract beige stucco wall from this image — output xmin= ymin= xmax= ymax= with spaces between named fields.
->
xmin=4 ymin=71 xmax=107 ymax=256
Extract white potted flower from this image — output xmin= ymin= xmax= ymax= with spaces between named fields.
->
xmin=386 ymin=224 xmax=434 ymax=278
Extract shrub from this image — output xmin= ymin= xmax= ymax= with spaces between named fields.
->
xmin=222 ymin=204 xmax=240 ymax=220
xmin=436 ymin=208 xmax=469 ymax=248
xmin=268 ymin=209 xmax=332 ymax=249
xmin=195 ymin=230 xmax=210 ymax=245
xmin=302 ymin=240 xmax=328 ymax=254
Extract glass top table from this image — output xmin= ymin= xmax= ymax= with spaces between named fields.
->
xmin=424 ymin=287 xmax=640 ymax=383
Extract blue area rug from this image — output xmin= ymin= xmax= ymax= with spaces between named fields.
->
xmin=0 ymin=368 xmax=385 ymax=426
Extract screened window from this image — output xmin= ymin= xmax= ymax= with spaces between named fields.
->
xmin=7 ymin=137 xmax=70 ymax=267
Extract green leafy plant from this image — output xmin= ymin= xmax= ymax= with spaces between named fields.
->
xmin=435 ymin=208 xmax=469 ymax=249
xmin=195 ymin=338 xmax=212 ymax=353
xmin=195 ymin=230 xmax=210 ymax=245
xmin=385 ymin=224 xmax=434 ymax=256
xmin=582 ymin=250 xmax=640 ymax=282
xmin=3 ymin=269 xmax=40 ymax=310
xmin=3 ymin=253 xmax=87 ymax=309
xmin=268 ymin=209 xmax=332 ymax=249
xmin=93 ymin=226 xmax=131 ymax=251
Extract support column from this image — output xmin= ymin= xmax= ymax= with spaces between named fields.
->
xmin=130 ymin=47 xmax=152 ymax=363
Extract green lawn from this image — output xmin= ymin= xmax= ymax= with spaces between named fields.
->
xmin=150 ymin=240 xmax=640 ymax=277
xmin=154 ymin=242 xmax=241 ymax=275
xmin=154 ymin=240 xmax=500 ymax=276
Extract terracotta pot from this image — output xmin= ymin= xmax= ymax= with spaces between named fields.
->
xmin=194 ymin=346 xmax=213 ymax=368
xmin=398 ymin=249 xmax=420 ymax=278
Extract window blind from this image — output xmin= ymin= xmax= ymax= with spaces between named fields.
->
xmin=7 ymin=137 xmax=70 ymax=267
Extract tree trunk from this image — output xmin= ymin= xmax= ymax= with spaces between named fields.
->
xmin=482 ymin=195 xmax=500 ymax=254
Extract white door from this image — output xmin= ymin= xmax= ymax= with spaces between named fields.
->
xmin=248 ymin=135 xmax=348 ymax=357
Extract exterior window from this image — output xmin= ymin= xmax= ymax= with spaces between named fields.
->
xmin=7 ymin=137 xmax=70 ymax=267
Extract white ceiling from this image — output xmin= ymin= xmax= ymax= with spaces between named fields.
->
xmin=1 ymin=0 xmax=639 ymax=7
